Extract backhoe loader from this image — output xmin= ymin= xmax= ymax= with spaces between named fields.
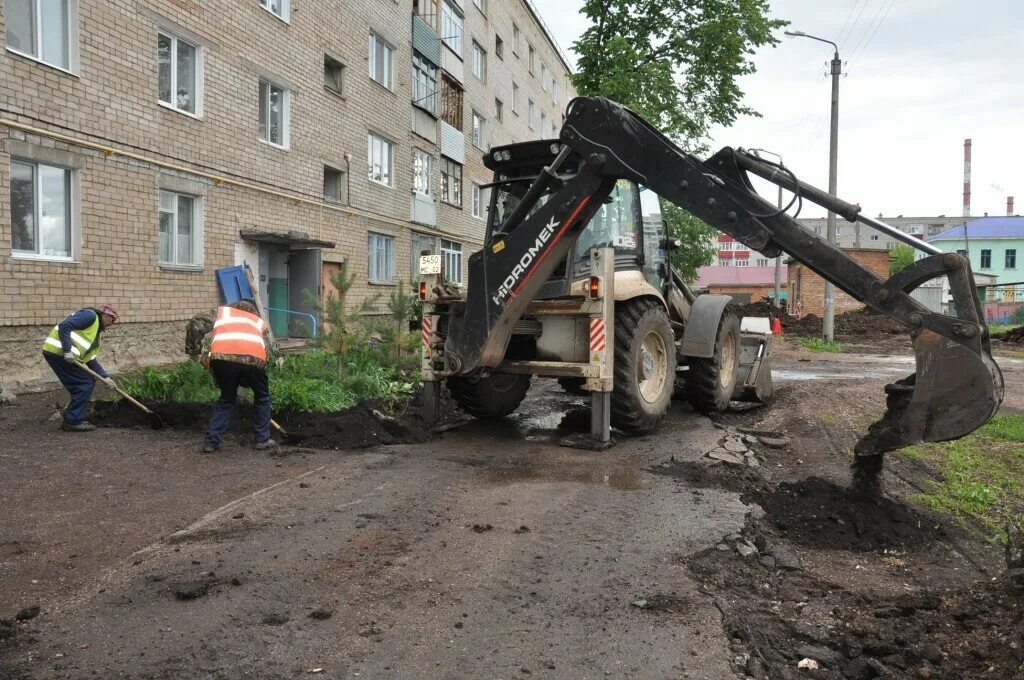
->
xmin=419 ymin=96 xmax=1003 ymax=457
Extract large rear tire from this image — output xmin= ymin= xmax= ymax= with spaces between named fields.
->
xmin=686 ymin=308 xmax=741 ymax=413
xmin=611 ymin=300 xmax=677 ymax=434
xmin=448 ymin=373 xmax=531 ymax=419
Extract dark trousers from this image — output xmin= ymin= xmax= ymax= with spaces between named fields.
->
xmin=204 ymin=360 xmax=271 ymax=447
xmin=44 ymin=352 xmax=94 ymax=425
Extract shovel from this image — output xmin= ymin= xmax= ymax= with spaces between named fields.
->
xmin=75 ymin=361 xmax=165 ymax=430
xmin=271 ymin=417 xmax=305 ymax=444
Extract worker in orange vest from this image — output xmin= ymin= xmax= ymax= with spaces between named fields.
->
xmin=200 ymin=300 xmax=275 ymax=453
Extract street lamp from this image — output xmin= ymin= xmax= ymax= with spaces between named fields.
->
xmin=786 ymin=30 xmax=843 ymax=342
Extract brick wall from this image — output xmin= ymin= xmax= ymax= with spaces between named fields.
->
xmin=0 ymin=0 xmax=575 ymax=386
xmin=787 ymin=249 xmax=891 ymax=317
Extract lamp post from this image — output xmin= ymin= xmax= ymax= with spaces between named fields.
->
xmin=785 ymin=30 xmax=842 ymax=341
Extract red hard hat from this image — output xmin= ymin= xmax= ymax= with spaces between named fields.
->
xmin=101 ymin=304 xmax=119 ymax=322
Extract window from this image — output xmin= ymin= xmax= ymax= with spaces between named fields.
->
xmin=528 ymin=44 xmax=535 ymax=74
xmin=981 ymin=249 xmax=992 ymax=269
xmin=870 ymin=234 xmax=880 ymax=241
xmin=441 ymin=1 xmax=463 ymax=54
xmin=472 ymin=183 xmax=487 ymax=219
xmin=258 ymin=79 xmax=289 ymax=147
xmin=755 ymin=258 xmax=770 ymax=267
xmin=158 ymin=190 xmax=199 ymax=267
xmin=541 ymin=63 xmax=548 ymax=91
xmin=413 ymin=149 xmax=432 ymax=196
xmin=323 ymin=166 xmax=344 ymax=202
xmin=540 ymin=111 xmax=547 ymax=135
xmin=550 ymin=121 xmax=557 ymax=138
xmin=473 ymin=0 xmax=485 ymax=12
xmin=412 ymin=52 xmax=438 ymax=114
xmin=512 ymin=82 xmax=520 ymax=113
xmin=720 ymin=242 xmax=733 ymax=251
xmin=552 ymin=80 xmax=559 ymax=106
xmin=441 ymin=239 xmax=463 ymax=284
xmin=368 ymin=233 xmax=396 ymax=284
xmin=413 ymin=0 xmax=437 ymax=21
xmin=494 ymin=97 xmax=503 ymax=123
xmin=495 ymin=34 xmax=503 ymax=60
xmin=368 ymin=33 xmax=394 ymax=89
xmin=10 ymin=159 xmax=73 ymax=259
xmin=528 ymin=99 xmax=535 ymax=129
xmin=157 ymin=31 xmax=201 ymax=115
xmin=6 ymin=0 xmax=73 ymax=70
xmin=324 ymin=54 xmax=345 ymax=95
xmin=441 ymin=158 xmax=462 ymax=206
xmin=260 ymin=0 xmax=289 ymax=21
xmin=956 ymin=249 xmax=968 ymax=257
xmin=367 ymin=133 xmax=395 ymax=186
xmin=472 ymin=111 xmax=486 ymax=149
xmin=735 ymin=258 xmax=749 ymax=267
xmin=719 ymin=259 xmax=731 ymax=267
xmin=512 ymin=24 xmax=520 ymax=55
xmin=441 ymin=75 xmax=464 ymax=129
xmin=1007 ymin=249 xmax=1017 ymax=269
xmin=472 ymin=41 xmax=486 ymax=82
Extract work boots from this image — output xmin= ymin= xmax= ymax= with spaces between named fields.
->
xmin=254 ymin=439 xmax=279 ymax=451
xmin=61 ymin=421 xmax=96 ymax=432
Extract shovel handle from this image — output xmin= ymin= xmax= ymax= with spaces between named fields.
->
xmin=74 ymin=361 xmax=155 ymax=416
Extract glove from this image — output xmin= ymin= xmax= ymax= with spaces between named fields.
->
xmin=64 ymin=351 xmax=77 ymax=364
xmin=103 ymin=377 xmax=117 ymax=389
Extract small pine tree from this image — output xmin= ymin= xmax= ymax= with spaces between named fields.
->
xmin=305 ymin=261 xmax=378 ymax=378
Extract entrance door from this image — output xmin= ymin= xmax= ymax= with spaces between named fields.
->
xmin=288 ymin=249 xmax=322 ymax=338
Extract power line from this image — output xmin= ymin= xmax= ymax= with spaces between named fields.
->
xmin=850 ymin=0 xmax=898 ymax=66
xmin=837 ymin=0 xmax=869 ymax=49
xmin=838 ymin=0 xmax=872 ymax=51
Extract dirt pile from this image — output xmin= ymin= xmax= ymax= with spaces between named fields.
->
xmin=89 ymin=387 xmax=465 ymax=449
xmin=785 ymin=307 xmax=907 ymax=340
xmin=994 ymin=325 xmax=1024 ymax=344
xmin=734 ymin=299 xmax=793 ymax=321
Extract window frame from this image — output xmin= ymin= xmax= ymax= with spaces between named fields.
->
xmin=259 ymin=0 xmax=290 ymax=22
xmin=258 ymin=78 xmax=290 ymax=148
xmin=323 ymin=54 xmax=346 ymax=97
xmin=9 ymin=158 xmax=78 ymax=262
xmin=368 ymin=32 xmax=395 ymax=91
xmin=5 ymin=0 xmax=79 ymax=73
xmin=472 ymin=0 xmax=486 ymax=14
xmin=494 ymin=97 xmax=503 ymax=123
xmin=541 ymin=62 xmax=548 ymax=91
xmin=471 ymin=110 xmax=486 ymax=150
xmin=1007 ymin=249 xmax=1017 ymax=269
xmin=412 ymin=51 xmax=438 ymax=115
xmin=367 ymin=232 xmax=397 ymax=285
xmin=413 ymin=149 xmax=433 ymax=197
xmin=441 ymin=157 xmax=463 ymax=207
xmin=471 ymin=40 xmax=486 ymax=83
xmin=367 ymin=132 xmax=396 ymax=187
xmin=157 ymin=29 xmax=203 ymax=117
xmin=494 ymin=34 xmax=504 ymax=60
xmin=440 ymin=0 xmax=463 ymax=55
xmin=980 ymin=249 xmax=992 ymax=269
xmin=512 ymin=81 xmax=520 ymax=114
xmin=528 ymin=44 xmax=535 ymax=74
xmin=158 ymin=189 xmax=203 ymax=269
xmin=323 ymin=165 xmax=344 ymax=202
xmin=512 ymin=24 xmax=520 ymax=56
xmin=471 ymin=182 xmax=486 ymax=219
xmin=441 ymin=238 xmax=463 ymax=285
xmin=440 ymin=74 xmax=464 ymax=130
xmin=528 ymin=98 xmax=535 ymax=129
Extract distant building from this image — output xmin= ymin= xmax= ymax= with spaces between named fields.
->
xmin=796 ymin=215 xmax=967 ymax=250
xmin=787 ymin=248 xmax=891 ymax=317
xmin=696 ymin=265 xmax=787 ymax=304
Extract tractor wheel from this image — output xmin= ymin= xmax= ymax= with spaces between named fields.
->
xmin=610 ymin=300 xmax=676 ymax=434
xmin=686 ymin=307 xmax=741 ymax=413
xmin=557 ymin=377 xmax=589 ymax=396
xmin=448 ymin=373 xmax=531 ymax=419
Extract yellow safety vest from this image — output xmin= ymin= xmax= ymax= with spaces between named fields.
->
xmin=42 ymin=311 xmax=102 ymax=363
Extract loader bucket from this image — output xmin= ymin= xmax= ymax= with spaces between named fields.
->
xmin=855 ymin=328 xmax=1004 ymax=456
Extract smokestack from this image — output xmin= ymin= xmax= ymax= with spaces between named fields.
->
xmin=963 ymin=139 xmax=972 ymax=217
xmin=1010 ymin=196 xmax=1015 ymax=216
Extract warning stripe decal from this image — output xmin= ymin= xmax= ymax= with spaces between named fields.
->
xmin=422 ymin=318 xmax=431 ymax=349
xmin=590 ymin=318 xmax=606 ymax=352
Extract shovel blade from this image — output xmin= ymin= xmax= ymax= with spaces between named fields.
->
xmin=856 ymin=330 xmax=1004 ymax=455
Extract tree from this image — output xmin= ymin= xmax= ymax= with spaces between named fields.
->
xmin=661 ymin=200 xmax=717 ymax=282
xmin=890 ymin=244 xmax=915 ymax=274
xmin=571 ymin=0 xmax=785 ymax=147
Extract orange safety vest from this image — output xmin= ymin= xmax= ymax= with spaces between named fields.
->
xmin=209 ymin=306 xmax=267 ymax=362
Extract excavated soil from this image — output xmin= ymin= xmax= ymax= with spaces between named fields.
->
xmin=995 ymin=325 xmax=1024 ymax=344
xmin=784 ymin=307 xmax=908 ymax=341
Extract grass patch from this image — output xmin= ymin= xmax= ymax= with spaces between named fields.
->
xmin=988 ymin=323 xmax=1021 ymax=336
xmin=118 ymin=348 xmax=418 ymax=413
xmin=794 ymin=336 xmax=845 ymax=353
xmin=899 ymin=415 xmax=1024 ymax=542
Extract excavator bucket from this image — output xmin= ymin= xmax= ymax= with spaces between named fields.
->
xmin=856 ymin=329 xmax=1004 ymax=456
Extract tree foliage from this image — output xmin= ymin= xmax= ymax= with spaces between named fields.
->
xmin=889 ymin=244 xmax=916 ymax=274
xmin=661 ymin=200 xmax=717 ymax=282
xmin=571 ymin=0 xmax=785 ymax=147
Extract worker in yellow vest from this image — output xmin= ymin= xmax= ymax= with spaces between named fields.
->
xmin=41 ymin=304 xmax=119 ymax=431
xmin=201 ymin=300 xmax=275 ymax=453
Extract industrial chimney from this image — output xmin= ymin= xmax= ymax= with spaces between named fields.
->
xmin=1010 ymin=196 xmax=1015 ymax=216
xmin=963 ymin=139 xmax=972 ymax=217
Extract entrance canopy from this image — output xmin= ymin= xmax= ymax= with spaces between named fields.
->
xmin=239 ymin=229 xmax=335 ymax=250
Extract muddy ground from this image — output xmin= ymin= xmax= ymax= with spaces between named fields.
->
xmin=2 ymin=343 xmax=1024 ymax=679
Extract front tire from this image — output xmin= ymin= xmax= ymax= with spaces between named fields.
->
xmin=686 ymin=308 xmax=741 ymax=413
xmin=448 ymin=373 xmax=531 ymax=419
xmin=611 ymin=300 xmax=677 ymax=433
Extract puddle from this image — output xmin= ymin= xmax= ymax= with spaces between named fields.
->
xmin=515 ymin=405 xmax=591 ymax=441
xmin=478 ymin=464 xmax=648 ymax=490
xmin=773 ymin=368 xmax=904 ymax=381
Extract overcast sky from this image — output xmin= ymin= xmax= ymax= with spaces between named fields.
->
xmin=532 ymin=0 xmax=1024 ymax=219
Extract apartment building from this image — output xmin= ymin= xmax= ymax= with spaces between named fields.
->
xmin=0 ymin=0 xmax=575 ymax=385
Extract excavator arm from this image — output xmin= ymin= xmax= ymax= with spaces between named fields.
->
xmin=443 ymin=96 xmax=1003 ymax=455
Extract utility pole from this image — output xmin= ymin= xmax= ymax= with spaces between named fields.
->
xmin=774 ymin=183 xmax=783 ymax=308
xmin=785 ymin=30 xmax=842 ymax=341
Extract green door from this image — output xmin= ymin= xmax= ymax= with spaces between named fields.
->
xmin=268 ymin=278 xmax=289 ymax=337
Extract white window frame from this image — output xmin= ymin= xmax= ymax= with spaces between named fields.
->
xmin=541 ymin=62 xmax=548 ymax=91
xmin=735 ymin=258 xmax=749 ymax=267
xmin=512 ymin=24 xmax=520 ymax=56
xmin=368 ymin=232 xmax=396 ymax=284
xmin=5 ymin=0 xmax=79 ymax=73
xmin=9 ymin=158 xmax=78 ymax=262
xmin=412 ymin=51 xmax=438 ymax=114
xmin=870 ymin=234 xmax=880 ymax=241
xmin=157 ymin=29 xmax=203 ymax=117
xmin=473 ymin=0 xmax=485 ymax=13
xmin=258 ymin=79 xmax=290 ymax=148
xmin=472 ymin=41 xmax=486 ymax=82
xmin=441 ymin=0 xmax=463 ymax=55
xmin=471 ymin=182 xmax=486 ymax=219
xmin=540 ymin=111 xmax=547 ymax=135
xmin=512 ymin=82 xmax=520 ymax=114
xmin=719 ymin=241 xmax=733 ymax=251
xmin=552 ymin=80 xmax=559 ymax=106
xmin=472 ymin=111 xmax=486 ymax=150
xmin=441 ymin=157 xmax=462 ymax=207
xmin=528 ymin=44 xmax=535 ymax=74
xmin=528 ymin=99 xmax=535 ymax=129
xmin=441 ymin=239 xmax=463 ymax=285
xmin=367 ymin=132 xmax=395 ymax=187
xmin=158 ymin=189 xmax=203 ymax=269
xmin=755 ymin=258 xmax=770 ymax=267
xmin=260 ymin=0 xmax=290 ymax=22
xmin=413 ymin=149 xmax=433 ymax=197
xmin=495 ymin=97 xmax=503 ymax=123
xmin=369 ymin=32 xmax=395 ymax=90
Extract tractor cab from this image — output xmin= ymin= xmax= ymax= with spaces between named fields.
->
xmin=482 ymin=140 xmax=670 ymax=301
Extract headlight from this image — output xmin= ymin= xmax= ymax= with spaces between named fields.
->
xmin=549 ymin=143 xmax=560 ymax=155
